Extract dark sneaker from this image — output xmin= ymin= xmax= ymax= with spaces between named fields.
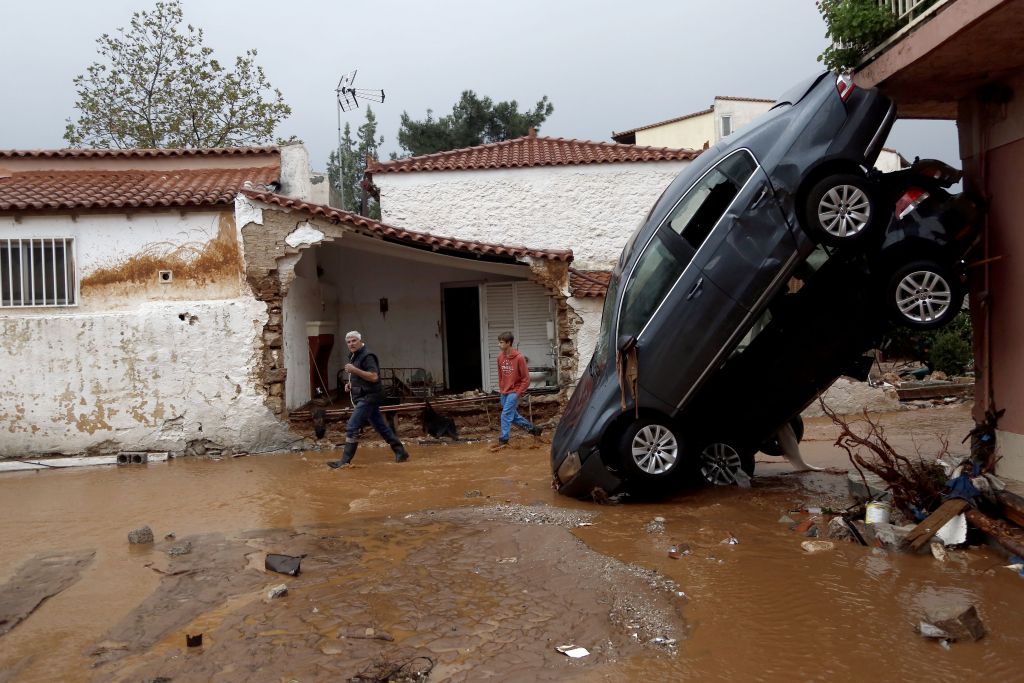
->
xmin=327 ymin=460 xmax=343 ymax=469
xmin=529 ymin=426 xmax=543 ymax=437
xmin=395 ymin=449 xmax=410 ymax=463
xmin=489 ymin=439 xmax=509 ymax=452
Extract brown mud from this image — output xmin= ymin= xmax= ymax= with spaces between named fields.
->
xmin=2 ymin=403 xmax=1023 ymax=682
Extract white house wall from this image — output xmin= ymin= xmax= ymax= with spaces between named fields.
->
xmin=375 ymin=163 xmax=689 ymax=271
xmin=568 ymin=296 xmax=605 ymax=380
xmin=0 ymin=211 xmax=290 ymax=456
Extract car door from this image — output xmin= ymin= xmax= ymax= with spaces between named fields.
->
xmin=699 ymin=149 xmax=797 ymax=312
xmin=616 ymin=152 xmax=762 ymax=410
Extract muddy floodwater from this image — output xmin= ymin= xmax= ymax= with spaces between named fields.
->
xmin=2 ymin=403 xmax=1023 ymax=682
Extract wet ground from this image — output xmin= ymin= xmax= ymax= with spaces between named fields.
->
xmin=2 ymin=403 xmax=1023 ymax=682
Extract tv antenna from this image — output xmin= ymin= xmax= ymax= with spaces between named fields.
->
xmin=335 ymin=70 xmax=385 ymax=209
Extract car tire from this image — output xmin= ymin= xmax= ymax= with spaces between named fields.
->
xmin=759 ymin=415 xmax=805 ymax=457
xmin=804 ymin=173 xmax=879 ymax=248
xmin=618 ymin=417 xmax=684 ymax=483
xmin=886 ymin=259 xmax=964 ymax=330
xmin=697 ymin=440 xmax=754 ymax=486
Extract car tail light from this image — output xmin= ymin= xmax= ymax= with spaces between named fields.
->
xmin=836 ymin=73 xmax=856 ymax=102
xmin=896 ymin=188 xmax=930 ymax=219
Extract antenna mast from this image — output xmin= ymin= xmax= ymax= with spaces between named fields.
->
xmin=335 ymin=70 xmax=385 ymax=210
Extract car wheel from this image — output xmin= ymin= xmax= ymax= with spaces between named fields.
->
xmin=804 ymin=173 xmax=878 ymax=248
xmin=759 ymin=416 xmax=805 ymax=457
xmin=886 ymin=260 xmax=964 ymax=330
xmin=618 ymin=417 xmax=683 ymax=482
xmin=698 ymin=441 xmax=754 ymax=486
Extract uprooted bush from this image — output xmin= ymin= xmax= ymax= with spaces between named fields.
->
xmin=821 ymin=401 xmax=947 ymax=516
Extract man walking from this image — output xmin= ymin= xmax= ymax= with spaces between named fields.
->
xmin=494 ymin=331 xmax=542 ymax=448
xmin=328 ymin=331 xmax=410 ymax=468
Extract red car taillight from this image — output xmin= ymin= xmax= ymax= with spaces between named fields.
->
xmin=836 ymin=73 xmax=856 ymax=102
xmin=896 ymin=188 xmax=930 ymax=219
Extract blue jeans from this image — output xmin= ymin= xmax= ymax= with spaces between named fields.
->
xmin=346 ymin=400 xmax=397 ymax=444
xmin=499 ymin=393 xmax=534 ymax=441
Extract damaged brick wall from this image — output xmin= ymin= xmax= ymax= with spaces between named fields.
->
xmin=527 ymin=259 xmax=577 ymax=402
xmin=241 ymin=208 xmax=347 ymax=415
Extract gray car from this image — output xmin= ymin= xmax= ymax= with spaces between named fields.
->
xmin=552 ymin=72 xmax=896 ymax=499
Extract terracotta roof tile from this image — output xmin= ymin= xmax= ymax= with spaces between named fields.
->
xmin=242 ymin=190 xmax=573 ymax=263
xmin=714 ymin=95 xmax=774 ymax=103
xmin=0 ymin=147 xmax=278 ymax=159
xmin=0 ymin=167 xmax=279 ymax=212
xmin=367 ymin=135 xmax=698 ymax=174
xmin=570 ymin=269 xmax=611 ymax=297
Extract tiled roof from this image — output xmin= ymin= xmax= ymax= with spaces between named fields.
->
xmin=367 ymin=135 xmax=698 ymax=174
xmin=570 ymin=269 xmax=611 ymax=297
xmin=0 ymin=147 xmax=278 ymax=159
xmin=242 ymin=190 xmax=573 ymax=263
xmin=0 ymin=167 xmax=280 ymax=212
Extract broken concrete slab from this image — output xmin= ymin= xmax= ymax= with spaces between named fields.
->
xmin=847 ymin=470 xmax=891 ymax=503
xmin=0 ymin=550 xmax=95 ymax=636
xmin=923 ymin=604 xmax=986 ymax=642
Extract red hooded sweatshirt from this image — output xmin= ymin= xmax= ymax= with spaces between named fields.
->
xmin=497 ymin=348 xmax=530 ymax=396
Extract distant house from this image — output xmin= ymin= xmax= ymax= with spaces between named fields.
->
xmin=612 ymin=95 xmax=907 ymax=171
xmin=0 ymin=143 xmax=570 ymax=457
xmin=366 ymin=132 xmax=699 ymax=379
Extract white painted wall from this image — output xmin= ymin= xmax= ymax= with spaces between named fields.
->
xmin=374 ymin=162 xmax=689 ymax=271
xmin=0 ymin=209 xmax=290 ymax=456
xmin=568 ymin=295 xmax=605 ymax=381
xmin=0 ymin=298 xmax=291 ymax=457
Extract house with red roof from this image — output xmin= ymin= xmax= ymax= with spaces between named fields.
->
xmin=0 ymin=143 xmax=574 ymax=457
xmin=366 ymin=131 xmax=699 ymax=381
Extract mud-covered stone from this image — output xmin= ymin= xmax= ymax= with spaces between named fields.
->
xmin=128 ymin=526 xmax=154 ymax=545
xmin=925 ymin=604 xmax=986 ymax=641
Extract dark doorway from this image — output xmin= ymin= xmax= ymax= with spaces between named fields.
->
xmin=443 ymin=286 xmax=482 ymax=392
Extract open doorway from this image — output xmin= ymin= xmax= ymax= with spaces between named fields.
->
xmin=443 ymin=285 xmax=482 ymax=392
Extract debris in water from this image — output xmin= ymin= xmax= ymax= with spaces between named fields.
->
xmin=265 ymin=553 xmax=305 ymax=576
xmin=556 ymin=645 xmax=590 ymax=658
xmin=185 ymin=633 xmax=203 ymax=647
xmin=801 ymin=540 xmax=835 ymax=553
xmin=266 ymin=584 xmax=288 ymax=600
xmin=128 ymin=526 xmax=154 ymax=545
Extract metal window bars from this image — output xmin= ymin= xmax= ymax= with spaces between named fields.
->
xmin=0 ymin=238 xmax=77 ymax=307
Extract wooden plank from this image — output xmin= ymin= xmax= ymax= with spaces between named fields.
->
xmin=965 ymin=508 xmax=1024 ymax=558
xmin=905 ymin=499 xmax=969 ymax=551
xmin=995 ymin=491 xmax=1024 ymax=529
xmin=896 ymin=383 xmax=974 ymax=401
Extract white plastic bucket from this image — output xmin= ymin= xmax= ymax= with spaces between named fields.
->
xmin=865 ymin=501 xmax=891 ymax=525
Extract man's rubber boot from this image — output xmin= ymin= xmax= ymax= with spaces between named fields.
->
xmin=328 ymin=442 xmax=357 ymax=469
xmin=391 ymin=440 xmax=410 ymax=463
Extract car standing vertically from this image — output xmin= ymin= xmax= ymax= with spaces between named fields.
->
xmin=551 ymin=72 xmax=898 ymax=499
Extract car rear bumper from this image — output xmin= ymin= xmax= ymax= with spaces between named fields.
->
xmin=554 ymin=446 xmax=624 ymax=499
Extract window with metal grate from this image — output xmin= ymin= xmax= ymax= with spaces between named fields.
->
xmin=0 ymin=238 xmax=78 ymax=307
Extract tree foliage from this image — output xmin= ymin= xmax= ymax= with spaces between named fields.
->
xmin=816 ymin=0 xmax=901 ymax=72
xmin=328 ymin=107 xmax=384 ymax=218
xmin=64 ymin=0 xmax=291 ymax=148
xmin=397 ymin=91 xmax=554 ymax=157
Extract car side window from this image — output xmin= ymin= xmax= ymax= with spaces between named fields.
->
xmin=618 ymin=234 xmax=686 ymax=339
xmin=667 ymin=150 xmax=758 ymax=250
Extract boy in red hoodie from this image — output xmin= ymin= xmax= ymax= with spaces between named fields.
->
xmin=495 ymin=331 xmax=542 ymax=447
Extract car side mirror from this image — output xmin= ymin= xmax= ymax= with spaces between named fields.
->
xmin=617 ymin=334 xmax=637 ymax=352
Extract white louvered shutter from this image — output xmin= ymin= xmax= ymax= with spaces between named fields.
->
xmin=481 ymin=281 xmax=554 ymax=392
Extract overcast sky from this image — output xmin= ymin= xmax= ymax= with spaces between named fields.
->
xmin=0 ymin=0 xmax=958 ymax=169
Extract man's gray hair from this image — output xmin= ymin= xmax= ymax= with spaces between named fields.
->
xmin=345 ymin=330 xmax=362 ymax=341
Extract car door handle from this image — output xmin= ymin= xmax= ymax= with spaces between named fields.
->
xmin=686 ymin=277 xmax=704 ymax=301
xmin=750 ymin=186 xmax=770 ymax=209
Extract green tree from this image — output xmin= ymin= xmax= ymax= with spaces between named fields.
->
xmin=328 ymin=107 xmax=384 ymax=218
xmin=397 ymin=91 xmax=554 ymax=156
xmin=816 ymin=0 xmax=901 ymax=72
xmin=64 ymin=0 xmax=291 ymax=148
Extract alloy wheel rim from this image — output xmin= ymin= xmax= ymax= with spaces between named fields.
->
xmin=896 ymin=270 xmax=952 ymax=322
xmin=700 ymin=442 xmax=742 ymax=486
xmin=818 ymin=184 xmax=870 ymax=238
xmin=631 ymin=424 xmax=678 ymax=475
